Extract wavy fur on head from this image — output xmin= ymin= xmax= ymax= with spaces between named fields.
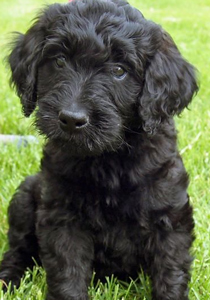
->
xmin=0 ymin=0 xmax=198 ymax=299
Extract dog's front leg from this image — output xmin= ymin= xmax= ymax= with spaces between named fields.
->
xmin=37 ymin=217 xmax=93 ymax=300
xmin=145 ymin=223 xmax=193 ymax=300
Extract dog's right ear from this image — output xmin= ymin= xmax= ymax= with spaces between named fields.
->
xmin=8 ymin=25 xmax=44 ymax=117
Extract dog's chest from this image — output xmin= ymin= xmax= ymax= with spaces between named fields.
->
xmin=66 ymin=174 xmax=146 ymax=267
xmin=42 ymin=152 xmax=146 ymax=228
xmin=66 ymin=165 xmax=143 ymax=229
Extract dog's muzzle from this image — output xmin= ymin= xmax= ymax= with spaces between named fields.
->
xmin=58 ymin=109 xmax=89 ymax=133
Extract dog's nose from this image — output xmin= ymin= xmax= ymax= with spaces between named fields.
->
xmin=59 ymin=110 xmax=89 ymax=132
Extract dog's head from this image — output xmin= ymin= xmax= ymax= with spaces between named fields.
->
xmin=8 ymin=0 xmax=198 ymax=155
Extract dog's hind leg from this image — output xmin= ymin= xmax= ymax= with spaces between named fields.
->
xmin=0 ymin=175 xmax=41 ymax=290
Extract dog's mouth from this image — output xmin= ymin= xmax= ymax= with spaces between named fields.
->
xmin=50 ymin=126 xmax=125 ymax=157
xmin=35 ymin=109 xmax=125 ymax=156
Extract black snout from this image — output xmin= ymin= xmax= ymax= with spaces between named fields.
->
xmin=59 ymin=110 xmax=89 ymax=133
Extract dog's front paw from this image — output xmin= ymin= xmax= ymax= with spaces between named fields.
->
xmin=0 ymin=270 xmax=21 ymax=292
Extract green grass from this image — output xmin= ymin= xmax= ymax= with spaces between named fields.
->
xmin=0 ymin=0 xmax=210 ymax=299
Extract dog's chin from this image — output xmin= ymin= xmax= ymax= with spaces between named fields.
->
xmin=51 ymin=138 xmax=122 ymax=157
xmin=45 ymin=131 xmax=124 ymax=158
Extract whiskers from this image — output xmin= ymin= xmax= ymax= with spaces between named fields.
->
xmin=35 ymin=112 xmax=135 ymax=155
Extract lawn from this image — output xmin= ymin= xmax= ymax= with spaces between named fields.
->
xmin=0 ymin=0 xmax=210 ymax=299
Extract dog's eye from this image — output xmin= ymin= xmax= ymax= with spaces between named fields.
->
xmin=112 ymin=66 xmax=127 ymax=79
xmin=56 ymin=56 xmax=66 ymax=68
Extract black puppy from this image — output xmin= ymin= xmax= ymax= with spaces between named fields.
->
xmin=0 ymin=0 xmax=198 ymax=299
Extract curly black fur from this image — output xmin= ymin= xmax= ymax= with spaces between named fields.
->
xmin=0 ymin=0 xmax=198 ymax=299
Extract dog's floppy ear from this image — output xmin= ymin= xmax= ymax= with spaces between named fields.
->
xmin=139 ymin=30 xmax=198 ymax=134
xmin=8 ymin=24 xmax=44 ymax=117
